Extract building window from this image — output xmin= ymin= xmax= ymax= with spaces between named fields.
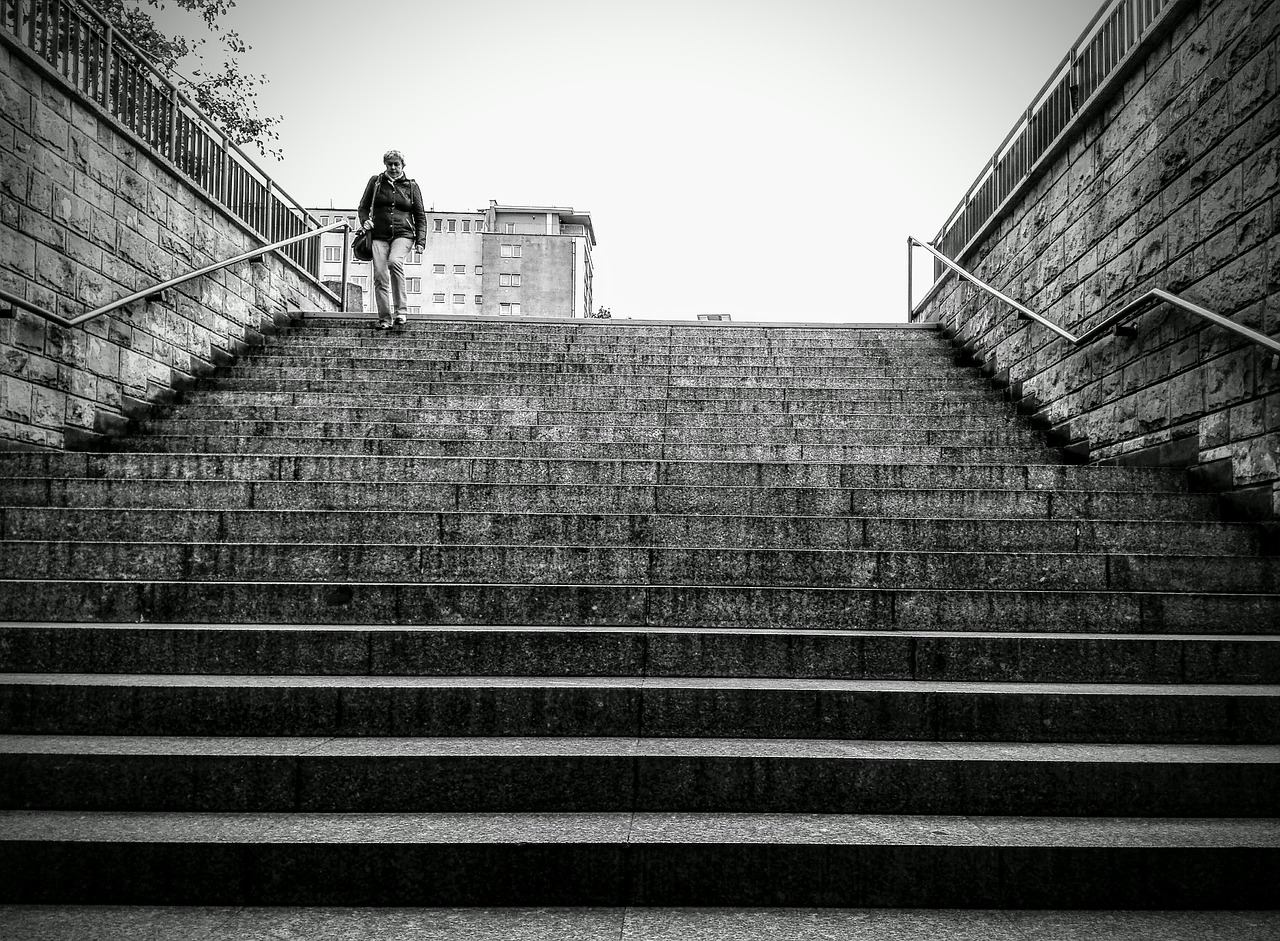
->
xmin=475 ymin=294 xmax=483 ymax=305
xmin=323 ymin=246 xmax=341 ymax=263
xmin=462 ymin=220 xmax=471 ymax=233
xmin=433 ymin=264 xmax=446 ymax=274
xmin=448 ymin=220 xmax=456 ymax=232
xmin=433 ymin=219 xmax=443 ymax=232
xmin=406 ymin=251 xmax=422 ymax=265
xmin=351 ymin=276 xmax=368 ymax=288
xmin=433 ymin=293 xmax=445 ymax=303
xmin=454 ymin=265 xmax=466 ymax=275
xmin=319 ymin=215 xmax=329 ymax=224
xmin=453 ymin=294 xmax=464 ymax=304
xmin=408 ymin=306 xmax=421 ymax=315
xmin=505 ymin=223 xmax=515 ymax=233
xmin=500 ymin=244 xmax=522 ymax=258
xmin=475 ymin=265 xmax=483 ymax=275
xmin=499 ymin=302 xmax=522 ymax=316
xmin=499 ymin=273 xmax=522 ymax=287
xmin=406 ymin=278 xmax=421 ymax=293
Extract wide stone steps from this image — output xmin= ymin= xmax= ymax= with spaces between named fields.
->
xmin=211 ymin=367 xmax=996 ymax=391
xmin=239 ymin=346 xmax=966 ymax=365
xmin=3 ymin=581 xmax=1276 ymax=632
xmin=108 ymin=438 xmax=1066 ymax=462
xmin=3 ymin=624 xmax=1275 ymax=683
xmin=4 ymin=809 xmax=1274 ymax=907
xmin=0 ymin=479 xmax=1221 ymax=517
xmin=205 ymin=377 xmax=1015 ymax=401
xmin=3 ymin=736 xmax=1277 ymax=816
xmin=0 ymin=507 xmax=1259 ymax=552
xmin=183 ymin=391 xmax=1021 ymax=414
xmin=2 ymin=316 xmax=1276 ymax=911
xmin=147 ymin=404 xmax=1029 ymax=430
xmin=0 ymin=452 xmax=1194 ymax=490
xmin=256 ymin=350 xmax=965 ymax=367
xmin=286 ymin=322 xmax=942 ymax=342
xmin=122 ymin=421 xmax=1047 ymax=449
xmin=3 ymin=542 xmax=1276 ymax=593
xmin=2 ymin=672 xmax=1278 ymax=742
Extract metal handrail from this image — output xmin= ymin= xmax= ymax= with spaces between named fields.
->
xmin=907 ymin=236 xmax=1280 ymax=356
xmin=933 ymin=0 xmax=1187 ymax=264
xmin=1 ymin=222 xmax=351 ymax=329
xmin=1 ymin=0 xmax=323 ymax=275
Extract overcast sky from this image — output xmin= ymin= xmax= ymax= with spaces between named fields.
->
xmin=155 ymin=0 xmax=1107 ymax=322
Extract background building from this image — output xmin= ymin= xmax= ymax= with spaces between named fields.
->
xmin=310 ymin=201 xmax=595 ymax=318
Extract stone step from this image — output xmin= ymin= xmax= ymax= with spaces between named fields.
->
xmin=0 ymin=453 xmax=1184 ymax=490
xmin=285 ymin=337 xmax=953 ymax=354
xmin=2 ymin=736 xmax=1276 ymax=816
xmin=1 ymin=508 xmax=1256 ymax=553
xmin=2 ymin=906 xmax=1276 ymax=940
xmin=8 ymin=810 xmax=1272 ymax=907
xmin=0 ymin=479 xmax=1220 ymax=518
xmin=243 ymin=341 xmax=961 ymax=359
xmin=213 ymin=368 xmax=993 ymax=391
xmin=154 ymin=404 xmax=1025 ymax=429
xmin=250 ymin=348 xmax=962 ymax=366
xmin=3 ymin=623 xmax=1275 ymax=683
xmin=1 ymin=673 xmax=1278 ymax=741
xmin=106 ymin=437 xmax=1064 ymax=462
xmin=289 ymin=320 xmax=944 ymax=340
xmin=128 ymin=421 xmax=1046 ymax=449
xmin=203 ymin=377 xmax=1011 ymax=401
xmin=4 ymin=542 xmax=1275 ymax=593
xmin=236 ymin=357 xmax=971 ymax=378
xmin=1 ymin=581 xmax=1275 ymax=632
xmin=290 ymin=323 xmax=945 ymax=341
xmin=178 ymin=390 xmax=1019 ymax=414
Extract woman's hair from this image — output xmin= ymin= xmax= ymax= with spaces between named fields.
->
xmin=383 ymin=149 xmax=405 ymax=166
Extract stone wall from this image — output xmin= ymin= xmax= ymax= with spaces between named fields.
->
xmin=0 ymin=33 xmax=338 ymax=452
xmin=912 ymin=0 xmax=1280 ymax=518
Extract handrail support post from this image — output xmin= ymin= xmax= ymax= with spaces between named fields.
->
xmin=906 ymin=236 xmax=914 ymax=322
xmin=340 ymin=224 xmax=351 ymax=314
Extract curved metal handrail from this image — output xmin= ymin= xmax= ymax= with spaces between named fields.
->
xmin=1 ymin=222 xmax=352 ymax=330
xmin=907 ymin=236 xmax=1280 ymax=356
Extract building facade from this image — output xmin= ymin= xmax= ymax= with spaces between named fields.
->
xmin=310 ymin=201 xmax=595 ymax=319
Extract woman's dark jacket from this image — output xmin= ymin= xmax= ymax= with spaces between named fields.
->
xmin=358 ymin=173 xmax=427 ymax=245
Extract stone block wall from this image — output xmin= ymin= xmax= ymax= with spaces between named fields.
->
xmin=913 ymin=0 xmax=1280 ymax=518
xmin=0 ymin=34 xmax=338 ymax=451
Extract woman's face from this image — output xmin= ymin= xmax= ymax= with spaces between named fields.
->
xmin=385 ymin=158 xmax=404 ymax=180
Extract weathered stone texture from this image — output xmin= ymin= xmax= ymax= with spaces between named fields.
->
xmin=915 ymin=0 xmax=1280 ymax=517
xmin=0 ymin=32 xmax=337 ymax=450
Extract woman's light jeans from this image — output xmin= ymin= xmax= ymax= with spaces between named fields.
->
xmin=372 ymin=236 xmax=413 ymax=324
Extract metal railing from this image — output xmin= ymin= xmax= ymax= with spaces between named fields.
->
xmin=1 ymin=222 xmax=351 ymax=329
xmin=907 ymin=236 xmax=1280 ymax=357
xmin=0 ymin=0 xmax=322 ymax=277
xmin=934 ymin=0 xmax=1187 ymax=265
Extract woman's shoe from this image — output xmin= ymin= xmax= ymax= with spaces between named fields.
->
xmin=376 ymin=320 xmax=392 ymax=330
xmin=393 ymin=315 xmax=408 ymax=327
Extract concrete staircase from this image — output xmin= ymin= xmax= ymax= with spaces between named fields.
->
xmin=0 ymin=315 xmax=1277 ymax=908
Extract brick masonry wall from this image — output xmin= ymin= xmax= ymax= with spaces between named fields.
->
xmin=0 ymin=35 xmax=338 ymax=452
xmin=913 ymin=0 xmax=1280 ymax=518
